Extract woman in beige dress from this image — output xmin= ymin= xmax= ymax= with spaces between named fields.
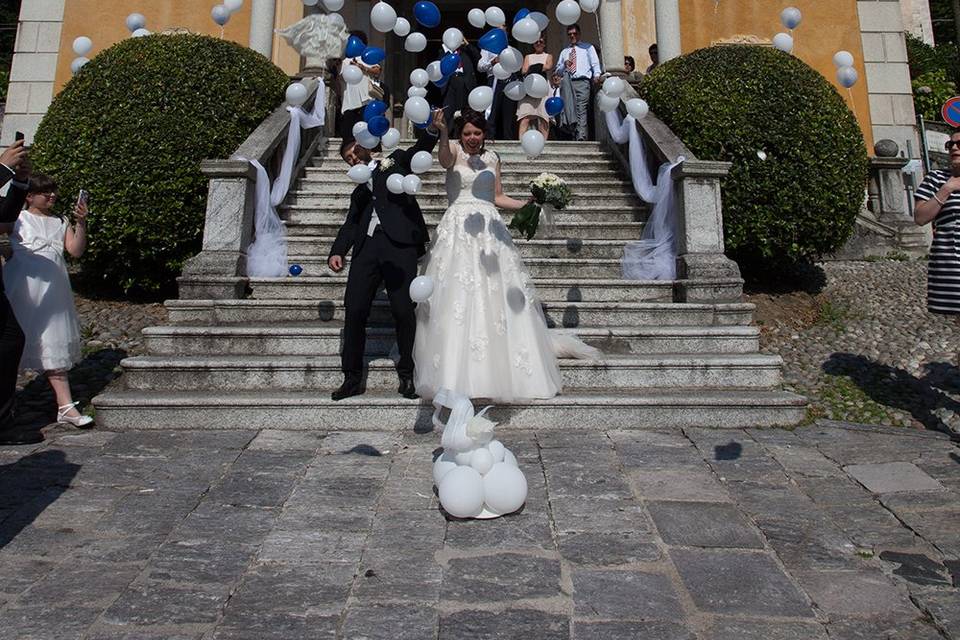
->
xmin=516 ymin=37 xmax=554 ymax=140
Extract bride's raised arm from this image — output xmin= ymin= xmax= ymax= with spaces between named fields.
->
xmin=494 ymin=155 xmax=533 ymax=211
xmin=435 ymin=110 xmax=458 ymax=169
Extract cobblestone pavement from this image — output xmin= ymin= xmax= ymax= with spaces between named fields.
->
xmin=0 ymin=422 xmax=957 ymax=639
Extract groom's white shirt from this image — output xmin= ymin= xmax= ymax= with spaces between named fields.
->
xmin=366 ymin=158 xmax=380 ymax=236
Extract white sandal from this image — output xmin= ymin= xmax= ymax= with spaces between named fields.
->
xmin=57 ymin=402 xmax=94 ymax=428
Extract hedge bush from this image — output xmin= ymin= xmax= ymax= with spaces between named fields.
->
xmin=640 ymin=46 xmax=868 ymax=269
xmin=912 ymin=70 xmax=957 ymax=121
xmin=32 ymin=33 xmax=289 ymax=294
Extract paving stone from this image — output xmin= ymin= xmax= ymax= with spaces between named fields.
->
xmin=247 ymin=430 xmax=325 ymax=452
xmin=558 ymin=531 xmax=661 ymax=565
xmin=258 ymin=529 xmax=366 ymax=564
xmin=226 ymin=562 xmax=354 ymax=618
xmin=845 ymin=462 xmax=946 ymax=494
xmin=0 ymin=603 xmax=102 ymax=640
xmin=702 ymin=618 xmax=828 ymax=640
xmin=946 ymin=559 xmax=960 ymax=587
xmin=144 ymin=540 xmax=256 ymax=584
xmin=95 ymin=489 xmax=201 ymax=536
xmin=102 ymin=581 xmax=231 ymax=625
xmin=879 ymin=551 xmax=953 ymax=586
xmin=319 ymin=431 xmax=399 ymax=455
xmin=341 ymin=602 xmax=438 ymax=639
xmin=445 ymin=512 xmax=554 ymax=551
xmin=880 ymin=490 xmax=960 ymax=512
xmin=627 ymin=467 xmax=731 ymax=502
xmin=549 ymin=497 xmax=651 ymax=534
xmin=69 ymin=532 xmax=168 ymax=563
xmin=228 ymin=450 xmax=315 ymax=476
xmin=571 ymin=568 xmax=683 ymax=619
xmin=819 ymin=502 xmax=923 ymax=549
xmin=205 ymin=472 xmax=296 ymax=508
xmin=892 ymin=507 xmax=960 ymax=556
xmin=794 ymin=570 xmax=916 ymax=618
xmin=443 ymin=553 xmax=562 ymax=603
xmin=824 ymin=616 xmax=944 ymax=640
xmin=614 ymin=443 xmax=707 ymax=470
xmin=83 ymin=627 xmax=204 ymax=640
xmin=792 ymin=476 xmax=875 ymax=505
xmin=726 ymin=482 xmax=820 ymax=525
xmin=913 ymin=589 xmax=960 ymax=638
xmin=648 ymin=501 xmax=764 ymax=549
xmin=168 ymin=502 xmax=278 ymax=544
xmin=211 ymin=613 xmax=338 ymax=639
xmin=766 ymin=528 xmax=861 ymax=571
xmin=23 ymin=561 xmax=141 ymax=608
xmin=51 ymin=431 xmax=118 ymax=447
xmin=439 ymin=609 xmax=569 ymax=640
xmin=545 ymin=467 xmax=634 ymax=500
xmin=670 ymin=549 xmax=813 ymax=617
xmin=763 ymin=444 xmax=845 ymax=478
xmin=354 ymin=550 xmax=442 ymax=601
xmin=0 ymin=556 xmax=57 ymax=594
xmin=275 ymin=502 xmax=376 ymax=533
xmin=573 ymin=620 xmax=695 ymax=640
xmin=0 ymin=524 xmax=93 ymax=559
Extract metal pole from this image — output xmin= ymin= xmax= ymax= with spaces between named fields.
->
xmin=919 ymin=115 xmax=931 ymax=173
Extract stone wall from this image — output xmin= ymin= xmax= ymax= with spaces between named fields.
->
xmin=899 ymin=0 xmax=934 ymax=44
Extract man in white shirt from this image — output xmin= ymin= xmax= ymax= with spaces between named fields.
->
xmin=553 ymin=23 xmax=602 ymax=141
xmin=477 ymin=41 xmax=518 ymax=140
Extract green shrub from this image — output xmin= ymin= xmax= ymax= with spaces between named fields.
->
xmin=906 ymin=32 xmax=959 ymax=82
xmin=912 ymin=69 xmax=957 ymax=121
xmin=640 ymin=46 xmax=868 ymax=269
xmin=32 ymin=33 xmax=289 ymax=294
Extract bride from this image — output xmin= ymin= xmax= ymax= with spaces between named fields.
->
xmin=414 ymin=109 xmax=591 ymax=402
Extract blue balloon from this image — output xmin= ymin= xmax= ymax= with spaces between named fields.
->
xmin=413 ymin=1 xmax=441 ymax=27
xmin=513 ymin=8 xmax=530 ymax=24
xmin=367 ymin=115 xmax=390 ymax=137
xmin=440 ymin=52 xmax=461 ymax=77
xmin=545 ymin=96 xmax=564 ymax=116
xmin=478 ymin=28 xmax=507 ymax=54
xmin=344 ymin=35 xmax=365 ymax=58
xmin=433 ymin=74 xmax=449 ymax=88
xmin=363 ymin=100 xmax=388 ymax=122
xmin=289 ymin=264 xmax=303 ymax=276
xmin=361 ymin=46 xmax=386 ymax=65
xmin=413 ymin=112 xmax=434 ymax=128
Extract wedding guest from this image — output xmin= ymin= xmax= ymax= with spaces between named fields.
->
xmin=553 ymin=23 xmax=602 ymax=141
xmin=646 ymin=43 xmax=659 ymax=73
xmin=437 ymin=39 xmax=482 ymax=124
xmin=624 ymin=56 xmax=643 ymax=85
xmin=915 ymin=129 xmax=960 ymax=317
xmin=2 ymin=174 xmax=93 ymax=429
xmin=339 ymin=31 xmax=381 ymax=139
xmin=478 ymin=42 xmax=518 ymax=140
xmin=517 ymin=36 xmax=554 ymax=140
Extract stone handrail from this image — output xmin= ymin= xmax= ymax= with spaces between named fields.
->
xmin=178 ymin=78 xmax=330 ymax=299
xmin=597 ymin=85 xmax=744 ymax=303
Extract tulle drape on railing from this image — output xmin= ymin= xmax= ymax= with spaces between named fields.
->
xmin=605 ymin=110 xmax=683 ymax=281
xmin=244 ymin=82 xmax=326 ymax=277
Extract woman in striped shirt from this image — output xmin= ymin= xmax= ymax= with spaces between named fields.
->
xmin=915 ymin=129 xmax=960 ymax=314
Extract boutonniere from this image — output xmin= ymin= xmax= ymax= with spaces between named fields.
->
xmin=380 ymin=157 xmax=395 ymax=170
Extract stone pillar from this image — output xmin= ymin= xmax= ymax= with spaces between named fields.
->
xmin=249 ymin=0 xmax=278 ymax=58
xmin=654 ymin=0 xmax=681 ymax=62
xmin=598 ymin=0 xmax=626 ymax=74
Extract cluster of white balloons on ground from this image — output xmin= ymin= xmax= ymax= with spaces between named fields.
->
xmin=431 ymin=390 xmax=527 ymax=519
xmin=772 ymin=6 xmax=801 ymax=54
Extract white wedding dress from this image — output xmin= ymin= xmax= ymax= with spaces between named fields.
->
xmin=413 ymin=145 xmax=563 ymax=402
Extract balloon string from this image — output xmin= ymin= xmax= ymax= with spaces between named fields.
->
xmin=846 ymin=87 xmax=858 ymax=120
xmin=219 ymin=26 xmax=225 ymax=39
xmin=593 ymin=12 xmax=604 ymax=71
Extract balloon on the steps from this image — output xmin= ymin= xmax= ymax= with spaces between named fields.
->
xmin=288 ymin=264 xmax=303 ymax=276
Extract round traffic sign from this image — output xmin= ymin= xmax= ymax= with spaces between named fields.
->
xmin=942 ymin=96 xmax=960 ymax=127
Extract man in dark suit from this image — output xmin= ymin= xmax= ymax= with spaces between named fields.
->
xmin=327 ymin=112 xmax=442 ymax=401
xmin=0 ymin=139 xmax=35 ymax=444
xmin=438 ymin=41 xmax=481 ymax=124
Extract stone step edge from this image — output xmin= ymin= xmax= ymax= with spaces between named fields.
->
xmin=163 ymin=299 xmax=754 ymax=312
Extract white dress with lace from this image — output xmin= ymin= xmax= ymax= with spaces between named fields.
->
xmin=3 ymin=211 xmax=82 ymax=371
xmin=413 ymin=145 xmax=562 ymax=402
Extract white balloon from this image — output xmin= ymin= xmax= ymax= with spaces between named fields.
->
xmin=410 ymin=68 xmax=429 ymax=87
xmin=402 ymin=174 xmax=422 ymax=195
xmin=381 ymin=128 xmax=401 ymax=149
xmin=72 ymin=36 xmax=93 ymax=56
xmin=485 ymin=6 xmax=506 ymax=27
xmin=370 ymin=2 xmax=398 ymax=33
xmin=386 ymin=173 xmax=405 ymax=194
xmin=468 ymin=86 xmax=494 ymax=112
xmin=780 ymin=6 xmax=802 ymax=29
xmin=405 ymin=32 xmax=427 ymax=53
xmin=356 ymin=132 xmax=381 ymax=149
xmin=347 ymin=164 xmax=372 ymax=183
xmin=482 ymin=462 xmax=527 ymax=514
xmin=443 ymin=27 xmax=464 ymax=52
xmin=70 ymin=57 xmax=89 ymax=74
xmin=492 ymin=63 xmax=512 ymax=81
xmin=487 ymin=439 xmax=506 ymax=462
xmin=393 ymin=17 xmax=411 ymax=36
xmin=597 ymin=90 xmax=620 ymax=112
xmin=580 ymin=0 xmax=600 ymax=12
xmin=528 ymin=11 xmax=549 ymax=31
xmin=132 ymin=28 xmax=151 ymax=38
xmin=833 ymin=50 xmax=854 ymax=69
xmin=772 ymin=32 xmax=794 ymax=53
xmin=512 ymin=17 xmax=540 ymax=44
xmin=211 ymin=5 xmax=231 ymax=26
xmin=409 ymin=275 xmax=435 ymax=302
xmin=304 ymin=0 xmax=319 ymax=5
xmin=426 ymin=61 xmax=443 ymax=82
xmin=521 ymin=129 xmax=545 ymax=157
xmin=468 ymin=8 xmax=486 ymax=28
xmin=555 ymin=0 xmax=581 ymax=26
xmin=126 ymin=13 xmax=146 ymax=32
xmin=523 ymin=74 xmax=549 ymax=99
xmin=498 ymin=47 xmax=523 ymax=73
xmin=410 ymin=150 xmax=433 ymax=173
xmin=455 ymin=449 xmax=475 ymax=466
xmin=504 ymin=80 xmax=526 ymax=101
xmin=225 ymin=0 xmax=244 ymax=11
xmin=407 ymin=86 xmax=428 ymax=98
xmin=353 ymin=121 xmax=370 ymax=137
xmin=322 ymin=0 xmax=345 ymax=10
xmin=625 ymin=98 xmax=649 ymax=119
xmin=405 ymin=97 xmax=431 ymax=124
xmin=285 ymin=82 xmax=309 ymax=107
xmin=602 ymin=76 xmax=625 ymax=98
xmin=439 ymin=466 xmax=485 ymax=518
xmin=341 ymin=63 xmax=364 ymax=85
xmin=837 ymin=65 xmax=858 ymax=88
xmin=503 ymin=448 xmax=518 ymax=467
xmin=470 ymin=448 xmax=495 ymax=475
xmin=433 ymin=452 xmax=458 ymax=485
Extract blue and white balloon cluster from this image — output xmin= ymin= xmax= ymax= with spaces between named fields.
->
xmin=833 ymin=50 xmax=858 ymax=89
xmin=431 ymin=390 xmax=527 ymax=519
xmin=772 ymin=6 xmax=801 ymax=54
xmin=70 ymin=36 xmax=93 ymax=74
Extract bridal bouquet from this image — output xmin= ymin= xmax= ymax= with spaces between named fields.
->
xmin=509 ymin=173 xmax=573 ymax=240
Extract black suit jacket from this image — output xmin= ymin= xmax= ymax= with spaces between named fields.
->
xmin=440 ymin=44 xmax=481 ymax=94
xmin=329 ymin=131 xmax=439 ymax=260
xmin=0 ymin=168 xmax=23 ymax=295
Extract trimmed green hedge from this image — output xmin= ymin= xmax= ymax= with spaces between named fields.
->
xmin=640 ymin=45 xmax=868 ymax=270
xmin=32 ymin=33 xmax=289 ymax=294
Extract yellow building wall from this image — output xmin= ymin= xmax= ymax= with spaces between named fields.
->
xmin=622 ymin=0 xmax=657 ymax=70
xmin=678 ymin=0 xmax=873 ymax=149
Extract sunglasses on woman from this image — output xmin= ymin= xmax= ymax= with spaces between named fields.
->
xmin=946 ymin=140 xmax=960 ymax=151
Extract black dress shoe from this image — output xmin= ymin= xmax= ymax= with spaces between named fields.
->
xmin=398 ymin=377 xmax=418 ymax=399
xmin=331 ymin=377 xmax=364 ymax=401
xmin=0 ymin=428 xmax=43 ymax=445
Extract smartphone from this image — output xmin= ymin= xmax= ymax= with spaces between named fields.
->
xmin=14 ymin=131 xmax=24 ymax=142
xmin=77 ymin=189 xmax=89 ymax=207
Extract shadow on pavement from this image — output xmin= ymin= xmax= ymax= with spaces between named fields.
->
xmin=0 ymin=449 xmax=81 ymax=549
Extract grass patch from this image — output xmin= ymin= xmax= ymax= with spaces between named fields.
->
xmin=816 ymin=300 xmax=851 ymax=334
xmin=811 ymin=375 xmax=911 ymax=427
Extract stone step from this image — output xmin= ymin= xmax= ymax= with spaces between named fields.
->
xmin=297 ymin=169 xmax=627 ymax=184
xmin=287 ymin=236 xmax=631 ymax=259
xmin=120 ymin=353 xmax=783 ymax=392
xmin=281 ymin=220 xmax=647 ymax=240
xmin=166 ymin=299 xmax=753 ymax=329
xmin=288 ymin=182 xmax=636 ymax=198
xmin=280 ymin=193 xmax=643 ymax=209
xmin=283 ymin=255 xmax=627 ymax=279
xmin=91 ymin=388 xmax=809 ymax=431
xmin=245 ymin=277 xmax=674 ymax=303
xmin=309 ymin=155 xmax=617 ymax=168
xmin=143 ymin=322 xmax=759 ymax=357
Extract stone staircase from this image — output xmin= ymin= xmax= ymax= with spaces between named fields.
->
xmin=92 ymin=138 xmax=807 ymax=430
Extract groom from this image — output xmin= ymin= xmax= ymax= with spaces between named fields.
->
xmin=327 ymin=114 xmax=441 ymax=401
